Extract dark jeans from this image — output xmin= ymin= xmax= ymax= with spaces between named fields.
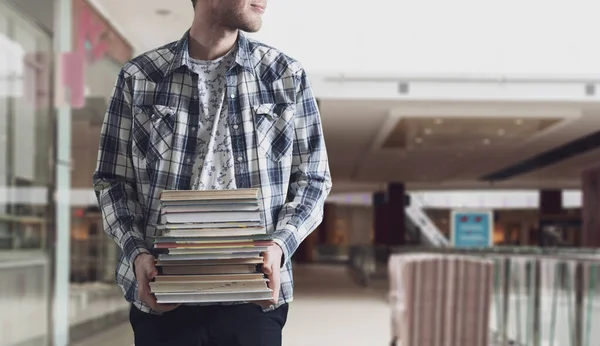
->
xmin=130 ymin=303 xmax=289 ymax=346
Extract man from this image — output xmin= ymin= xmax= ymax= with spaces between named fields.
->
xmin=92 ymin=0 xmax=332 ymax=345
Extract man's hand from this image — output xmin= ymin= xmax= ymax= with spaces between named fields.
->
xmin=259 ymin=242 xmax=283 ymax=308
xmin=134 ymin=253 xmax=180 ymax=313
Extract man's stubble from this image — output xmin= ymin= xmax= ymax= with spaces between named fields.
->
xmin=212 ymin=4 xmax=263 ymax=33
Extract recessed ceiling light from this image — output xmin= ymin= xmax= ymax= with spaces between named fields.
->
xmin=434 ymin=118 xmax=443 ymax=125
xmin=483 ymin=138 xmax=491 ymax=145
xmin=497 ymin=129 xmax=506 ymax=136
xmin=515 ymin=119 xmax=523 ymax=125
xmin=156 ymin=9 xmax=171 ymax=16
xmin=415 ymin=137 xmax=423 ymax=144
xmin=424 ymin=128 xmax=433 ymax=135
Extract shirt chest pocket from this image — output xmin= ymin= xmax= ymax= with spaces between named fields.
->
xmin=131 ymin=105 xmax=176 ymax=163
xmin=252 ymin=103 xmax=295 ymax=162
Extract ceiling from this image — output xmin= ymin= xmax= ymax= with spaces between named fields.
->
xmin=381 ymin=117 xmax=561 ymax=151
xmin=85 ymin=0 xmax=600 ymax=193
xmin=319 ymin=99 xmax=600 ymax=192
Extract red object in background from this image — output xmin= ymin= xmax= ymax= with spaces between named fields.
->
xmin=73 ymin=208 xmax=85 ymax=218
xmin=60 ymin=52 xmax=86 ymax=108
xmin=77 ymin=5 xmax=109 ymax=62
xmin=460 ymin=216 xmax=469 ymax=222
xmin=475 ymin=216 xmax=482 ymax=222
xmin=56 ymin=4 xmax=110 ymax=109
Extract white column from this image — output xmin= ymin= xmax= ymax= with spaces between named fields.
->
xmin=53 ymin=0 xmax=72 ymax=344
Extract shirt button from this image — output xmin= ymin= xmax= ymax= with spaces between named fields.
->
xmin=193 ymin=95 xmax=198 ymax=100
xmin=232 ymin=124 xmax=239 ymax=130
xmin=191 ymin=127 xmax=197 ymax=131
xmin=230 ymin=94 xmax=236 ymax=99
xmin=186 ymin=158 xmax=191 ymax=163
xmin=237 ymin=157 xmax=243 ymax=162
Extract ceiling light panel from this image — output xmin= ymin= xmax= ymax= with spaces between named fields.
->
xmin=381 ymin=116 xmax=565 ymax=151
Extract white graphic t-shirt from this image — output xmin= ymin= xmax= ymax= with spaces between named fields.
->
xmin=189 ymin=47 xmax=237 ymax=190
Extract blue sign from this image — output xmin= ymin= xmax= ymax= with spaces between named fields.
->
xmin=451 ymin=210 xmax=493 ymax=248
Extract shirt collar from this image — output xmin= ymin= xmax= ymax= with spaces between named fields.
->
xmin=165 ymin=30 xmax=255 ymax=76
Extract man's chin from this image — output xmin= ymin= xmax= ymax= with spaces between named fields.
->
xmin=238 ymin=19 xmax=263 ymax=33
xmin=240 ymin=25 xmax=262 ymax=33
xmin=242 ymin=29 xmax=261 ymax=34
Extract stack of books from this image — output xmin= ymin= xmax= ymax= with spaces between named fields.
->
xmin=389 ymin=254 xmax=494 ymax=346
xmin=150 ymin=188 xmax=274 ymax=304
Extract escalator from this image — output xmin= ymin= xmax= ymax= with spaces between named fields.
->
xmin=404 ymin=201 xmax=449 ymax=247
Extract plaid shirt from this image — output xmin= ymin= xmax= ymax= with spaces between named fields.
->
xmin=93 ymin=31 xmax=332 ymax=314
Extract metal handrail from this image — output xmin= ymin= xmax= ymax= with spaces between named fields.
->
xmin=325 ymin=74 xmax=600 ymax=85
xmin=389 ymin=246 xmax=600 ymax=260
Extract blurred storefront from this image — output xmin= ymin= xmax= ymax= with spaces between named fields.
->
xmin=0 ymin=1 xmax=54 ymax=345
xmin=0 ymin=0 xmax=53 ymax=252
xmin=0 ymin=0 xmax=133 ymax=344
xmin=70 ymin=207 xmax=119 ymax=283
xmin=69 ymin=0 xmax=133 ymax=285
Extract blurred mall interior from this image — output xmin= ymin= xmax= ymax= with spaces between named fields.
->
xmin=2 ymin=0 xmax=600 ymax=345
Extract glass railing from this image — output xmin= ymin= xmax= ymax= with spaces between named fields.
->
xmin=350 ymin=246 xmax=600 ymax=346
xmin=0 ymin=250 xmax=50 ymax=346
xmin=486 ymin=251 xmax=600 ymax=346
xmin=313 ymin=244 xmax=350 ymax=263
xmin=348 ymin=245 xmax=390 ymax=286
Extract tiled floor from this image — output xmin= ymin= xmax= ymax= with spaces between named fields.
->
xmin=70 ymin=282 xmax=129 ymax=326
xmin=73 ymin=264 xmax=392 ymax=346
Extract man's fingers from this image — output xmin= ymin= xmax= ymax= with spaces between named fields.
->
xmin=141 ymin=291 xmax=179 ymax=313
xmin=137 ymin=270 xmax=156 ymax=308
xmin=147 ymin=267 xmax=158 ymax=279
xmin=261 ymin=252 xmax=273 ymax=275
xmin=145 ymin=261 xmax=158 ymax=279
xmin=139 ymin=282 xmax=176 ymax=313
xmin=262 ymin=266 xmax=279 ymax=304
xmin=134 ymin=255 xmax=178 ymax=312
xmin=270 ymin=264 xmax=281 ymax=304
xmin=262 ymin=264 xmax=273 ymax=275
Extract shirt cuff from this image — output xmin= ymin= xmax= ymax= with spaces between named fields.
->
xmin=271 ymin=225 xmax=300 ymax=268
xmin=121 ymin=228 xmax=150 ymax=265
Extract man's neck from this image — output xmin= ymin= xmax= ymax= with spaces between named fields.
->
xmin=188 ymin=15 xmax=238 ymax=61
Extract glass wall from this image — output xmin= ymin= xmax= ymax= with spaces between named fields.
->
xmin=0 ymin=1 xmax=53 ymax=345
xmin=69 ymin=55 xmax=123 ymax=285
xmin=0 ymin=1 xmax=53 ymax=251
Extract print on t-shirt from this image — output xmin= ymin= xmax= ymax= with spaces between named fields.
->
xmin=189 ymin=46 xmax=237 ymax=191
